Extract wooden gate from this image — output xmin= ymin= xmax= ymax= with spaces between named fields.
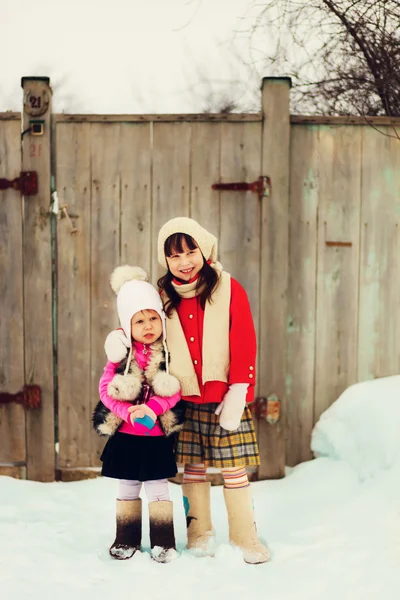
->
xmin=54 ymin=78 xmax=289 ymax=482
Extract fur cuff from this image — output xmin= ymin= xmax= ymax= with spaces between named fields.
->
xmin=152 ymin=372 xmax=180 ymax=397
xmin=108 ymin=374 xmax=142 ymax=401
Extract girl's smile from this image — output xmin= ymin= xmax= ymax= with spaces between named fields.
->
xmin=166 ymin=242 xmax=204 ymax=281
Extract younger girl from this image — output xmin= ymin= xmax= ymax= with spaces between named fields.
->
xmin=105 ymin=219 xmax=270 ymax=564
xmin=93 ymin=265 xmax=184 ymax=563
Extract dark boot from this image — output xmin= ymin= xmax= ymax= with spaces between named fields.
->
xmin=109 ymin=498 xmax=142 ymax=560
xmin=148 ymin=501 xmax=178 ymax=563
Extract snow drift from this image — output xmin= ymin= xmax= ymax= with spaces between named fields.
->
xmin=311 ymin=375 xmax=400 ymax=479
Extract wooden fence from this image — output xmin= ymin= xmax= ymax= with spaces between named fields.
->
xmin=1 ymin=77 xmax=400 ymax=481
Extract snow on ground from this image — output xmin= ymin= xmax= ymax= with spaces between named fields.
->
xmin=2 ymin=376 xmax=400 ymax=600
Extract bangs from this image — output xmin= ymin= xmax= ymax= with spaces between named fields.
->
xmin=164 ymin=233 xmax=198 ymax=257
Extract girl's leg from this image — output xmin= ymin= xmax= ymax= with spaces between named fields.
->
xmin=110 ymin=479 xmax=142 ymax=560
xmin=220 ymin=467 xmax=249 ymax=489
xmin=221 ymin=467 xmax=270 ymax=564
xmin=182 ymin=462 xmax=207 ymax=483
xmin=143 ymin=478 xmax=170 ymax=502
xmin=144 ymin=479 xmax=177 ymax=563
xmin=118 ymin=479 xmax=142 ymax=500
xmin=181 ymin=463 xmax=214 ymax=554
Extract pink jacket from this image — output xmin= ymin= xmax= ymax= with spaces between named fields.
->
xmin=98 ymin=344 xmax=181 ymax=437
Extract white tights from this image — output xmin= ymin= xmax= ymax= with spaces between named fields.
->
xmin=118 ymin=478 xmax=170 ymax=502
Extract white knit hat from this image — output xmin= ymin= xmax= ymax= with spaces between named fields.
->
xmin=157 ymin=217 xmax=218 ymax=268
xmin=110 ymin=265 xmax=166 ymax=348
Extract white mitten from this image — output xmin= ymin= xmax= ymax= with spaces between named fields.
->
xmin=216 ymin=383 xmax=249 ymax=431
xmin=104 ymin=329 xmax=130 ymax=363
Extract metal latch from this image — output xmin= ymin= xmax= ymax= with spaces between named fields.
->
xmin=0 ymin=385 xmax=41 ymax=409
xmin=212 ymin=176 xmax=271 ymax=199
xmin=249 ymin=394 xmax=280 ymax=424
xmin=0 ymin=171 xmax=38 ymax=196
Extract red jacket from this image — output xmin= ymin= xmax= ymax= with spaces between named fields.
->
xmin=175 ymin=277 xmax=256 ymax=405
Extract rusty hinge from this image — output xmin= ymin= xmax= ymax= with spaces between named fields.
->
xmin=212 ymin=175 xmax=271 ymax=199
xmin=0 ymin=171 xmax=38 ymax=196
xmin=249 ymin=393 xmax=280 ymax=424
xmin=0 ymin=385 xmax=41 ymax=409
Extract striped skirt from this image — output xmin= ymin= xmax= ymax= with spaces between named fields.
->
xmin=175 ymin=402 xmax=260 ymax=468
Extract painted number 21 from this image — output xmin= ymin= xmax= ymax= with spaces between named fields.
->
xmin=29 ymin=96 xmax=42 ymax=109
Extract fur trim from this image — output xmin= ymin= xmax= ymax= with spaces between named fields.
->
xmin=97 ymin=411 xmax=123 ymax=436
xmin=144 ymin=341 xmax=165 ymax=382
xmin=159 ymin=400 xmax=186 ymax=437
xmin=110 ymin=265 xmax=149 ymax=294
xmin=107 ymin=374 xmax=142 ymax=401
xmin=152 ymin=372 xmax=180 ymax=397
xmin=92 ymin=400 xmax=123 ymax=436
xmin=93 ymin=342 xmax=185 ymax=438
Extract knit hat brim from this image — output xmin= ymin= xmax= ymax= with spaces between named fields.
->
xmin=157 ymin=217 xmax=218 ymax=268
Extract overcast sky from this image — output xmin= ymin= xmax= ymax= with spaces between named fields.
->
xmin=2 ymin=0 xmax=265 ymax=113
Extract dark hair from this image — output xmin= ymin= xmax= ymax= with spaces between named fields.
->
xmin=157 ymin=233 xmax=219 ymax=317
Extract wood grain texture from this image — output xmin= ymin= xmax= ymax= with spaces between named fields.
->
xmin=358 ymin=127 xmax=400 ymax=381
xmin=56 ymin=122 xmax=92 ymax=469
xmin=314 ymin=126 xmax=362 ymax=422
xmin=22 ymin=79 xmax=55 ymax=482
xmin=151 ymin=122 xmax=191 ymax=281
xmin=0 ymin=118 xmax=26 ymax=463
xmin=90 ymin=123 xmax=122 ymax=465
xmin=286 ymin=125 xmax=319 ymax=465
xmin=258 ymin=78 xmax=291 ymax=479
xmin=119 ymin=124 xmax=152 ymax=271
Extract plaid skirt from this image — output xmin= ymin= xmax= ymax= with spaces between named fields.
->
xmin=175 ymin=402 xmax=260 ymax=468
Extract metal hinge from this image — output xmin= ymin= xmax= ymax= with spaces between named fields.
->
xmin=249 ymin=393 xmax=280 ymax=424
xmin=0 ymin=385 xmax=41 ymax=409
xmin=0 ymin=171 xmax=38 ymax=196
xmin=212 ymin=175 xmax=271 ymax=199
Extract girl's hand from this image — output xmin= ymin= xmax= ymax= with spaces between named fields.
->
xmin=128 ymin=404 xmax=157 ymax=432
xmin=216 ymin=383 xmax=248 ymax=431
xmin=104 ymin=329 xmax=130 ymax=363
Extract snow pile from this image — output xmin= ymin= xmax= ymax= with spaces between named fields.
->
xmin=312 ymin=375 xmax=400 ymax=479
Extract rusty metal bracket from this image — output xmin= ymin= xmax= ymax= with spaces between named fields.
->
xmin=0 ymin=385 xmax=41 ymax=409
xmin=212 ymin=175 xmax=271 ymax=199
xmin=0 ymin=171 xmax=38 ymax=196
xmin=249 ymin=394 xmax=281 ymax=424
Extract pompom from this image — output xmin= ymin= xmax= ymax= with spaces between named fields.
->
xmin=110 ymin=265 xmax=149 ymax=294
xmin=152 ymin=372 xmax=181 ymax=397
xmin=107 ymin=374 xmax=142 ymax=401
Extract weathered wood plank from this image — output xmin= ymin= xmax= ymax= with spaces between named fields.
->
xmin=90 ymin=123 xmax=122 ymax=466
xmin=286 ymin=125 xmax=319 ymax=465
xmin=152 ymin=122 xmax=191 ymax=281
xmin=55 ymin=113 xmax=262 ymax=124
xmin=190 ymin=122 xmax=221 ymax=237
xmin=292 ymin=116 xmax=400 ymax=126
xmin=0 ymin=113 xmax=20 ymax=121
xmin=0 ymin=119 xmax=26 ymax=464
xmin=314 ymin=126 xmax=362 ymax=421
xmin=120 ymin=123 xmax=152 ymax=271
xmin=0 ymin=465 xmax=27 ymax=479
xmin=219 ymin=122 xmax=262 ymax=362
xmin=358 ymin=128 xmax=400 ymax=380
xmin=258 ymin=78 xmax=291 ymax=479
xmin=56 ymin=122 xmax=92 ymax=469
xmin=21 ymin=78 xmax=55 ymax=481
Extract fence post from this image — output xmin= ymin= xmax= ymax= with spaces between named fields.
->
xmin=21 ymin=77 xmax=55 ymax=481
xmin=258 ymin=77 xmax=291 ymax=479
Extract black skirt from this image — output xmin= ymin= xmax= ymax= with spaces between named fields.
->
xmin=100 ymin=432 xmax=178 ymax=481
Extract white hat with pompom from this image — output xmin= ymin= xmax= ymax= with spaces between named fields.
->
xmin=110 ymin=265 xmax=166 ymax=348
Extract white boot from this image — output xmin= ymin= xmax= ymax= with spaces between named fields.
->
xmin=224 ymin=486 xmax=270 ymax=564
